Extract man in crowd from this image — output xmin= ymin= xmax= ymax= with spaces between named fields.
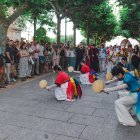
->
xmin=122 ymin=57 xmax=134 ymax=72
xmin=65 ymin=45 xmax=70 ymax=70
xmin=98 ymin=44 xmax=106 ymax=72
xmin=31 ymin=40 xmax=40 ymax=76
xmin=89 ymin=44 xmax=99 ymax=73
xmin=75 ymin=42 xmax=85 ymax=71
xmin=37 ymin=40 xmax=45 ymax=74
xmin=6 ymin=40 xmax=14 ymax=84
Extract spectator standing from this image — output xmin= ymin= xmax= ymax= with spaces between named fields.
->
xmin=69 ymin=46 xmax=76 ymax=68
xmin=6 ymin=40 xmax=14 ymax=85
xmin=65 ymin=46 xmax=70 ymax=70
xmin=52 ymin=45 xmax=60 ymax=70
xmin=131 ymin=45 xmax=140 ymax=69
xmin=0 ymin=47 xmax=6 ymax=88
xmin=59 ymin=43 xmax=66 ymax=70
xmin=126 ymin=45 xmax=133 ymax=63
xmin=98 ymin=44 xmax=106 ymax=72
xmin=26 ymin=43 xmax=34 ymax=77
xmin=37 ymin=40 xmax=45 ymax=74
xmin=19 ymin=43 xmax=30 ymax=82
xmin=13 ymin=43 xmax=18 ymax=80
xmin=44 ymin=45 xmax=52 ymax=73
xmin=6 ymin=37 xmax=9 ymax=47
xmin=20 ymin=37 xmax=25 ymax=45
xmin=75 ymin=42 xmax=85 ymax=71
xmin=31 ymin=41 xmax=40 ymax=76
xmin=89 ymin=44 xmax=99 ymax=73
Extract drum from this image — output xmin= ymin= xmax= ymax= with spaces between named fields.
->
xmin=92 ymin=80 xmax=104 ymax=93
xmin=107 ymin=56 xmax=111 ymax=61
xmin=123 ymin=68 xmax=129 ymax=72
xmin=39 ymin=80 xmax=47 ymax=89
xmin=106 ymin=73 xmax=113 ymax=81
xmin=68 ymin=66 xmax=74 ymax=72
xmin=111 ymin=58 xmax=117 ymax=65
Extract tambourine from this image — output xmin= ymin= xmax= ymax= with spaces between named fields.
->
xmin=106 ymin=73 xmax=113 ymax=81
xmin=39 ymin=80 xmax=47 ymax=89
xmin=123 ymin=68 xmax=129 ymax=72
xmin=92 ymin=80 xmax=109 ymax=95
xmin=68 ymin=66 xmax=74 ymax=72
xmin=92 ymin=80 xmax=104 ymax=93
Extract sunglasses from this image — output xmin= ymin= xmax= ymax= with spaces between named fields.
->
xmin=17 ymin=41 xmax=19 ymax=42
xmin=7 ymin=39 xmax=9 ymax=40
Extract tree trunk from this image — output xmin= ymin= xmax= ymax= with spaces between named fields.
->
xmin=0 ymin=23 xmax=9 ymax=85
xmin=73 ymin=23 xmax=76 ymax=46
xmin=86 ymin=24 xmax=89 ymax=46
xmin=57 ymin=15 xmax=61 ymax=48
xmin=34 ymin=16 xmax=36 ymax=41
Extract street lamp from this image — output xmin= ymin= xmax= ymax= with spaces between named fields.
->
xmin=26 ymin=28 xmax=32 ymax=42
xmin=65 ymin=18 xmax=67 ymax=46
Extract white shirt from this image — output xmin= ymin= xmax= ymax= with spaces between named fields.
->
xmin=65 ymin=49 xmax=70 ymax=57
xmin=70 ymin=50 xmax=75 ymax=57
xmin=37 ymin=44 xmax=44 ymax=56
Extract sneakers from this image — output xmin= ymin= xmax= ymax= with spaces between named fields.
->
xmin=12 ymin=78 xmax=16 ymax=82
xmin=6 ymin=81 xmax=14 ymax=85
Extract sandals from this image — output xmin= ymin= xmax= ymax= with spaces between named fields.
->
xmin=0 ymin=85 xmax=6 ymax=88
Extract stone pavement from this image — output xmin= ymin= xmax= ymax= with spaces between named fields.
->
xmin=0 ymin=72 xmax=140 ymax=140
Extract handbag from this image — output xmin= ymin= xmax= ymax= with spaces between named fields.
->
xmin=10 ymin=65 xmax=15 ymax=73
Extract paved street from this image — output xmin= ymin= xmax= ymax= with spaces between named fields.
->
xmin=0 ymin=72 xmax=140 ymax=140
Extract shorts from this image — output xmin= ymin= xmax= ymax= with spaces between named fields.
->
xmin=39 ymin=56 xmax=44 ymax=64
xmin=0 ymin=66 xmax=3 ymax=71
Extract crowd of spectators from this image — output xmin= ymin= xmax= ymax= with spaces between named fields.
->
xmin=0 ymin=37 xmax=139 ymax=88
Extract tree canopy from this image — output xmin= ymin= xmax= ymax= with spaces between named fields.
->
xmin=119 ymin=4 xmax=140 ymax=42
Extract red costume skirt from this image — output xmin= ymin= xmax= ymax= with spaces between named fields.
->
xmin=67 ymin=81 xmax=74 ymax=100
xmin=0 ymin=67 xmax=3 ymax=71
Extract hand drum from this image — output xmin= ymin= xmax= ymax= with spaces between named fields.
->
xmin=106 ymin=73 xmax=113 ymax=81
xmin=39 ymin=80 xmax=47 ymax=89
xmin=68 ymin=66 xmax=74 ymax=72
xmin=92 ymin=80 xmax=104 ymax=93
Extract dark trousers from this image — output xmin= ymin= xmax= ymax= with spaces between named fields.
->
xmin=75 ymin=58 xmax=82 ymax=71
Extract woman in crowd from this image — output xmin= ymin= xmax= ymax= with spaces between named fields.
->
xmin=131 ymin=45 xmax=140 ymax=70
xmin=69 ymin=46 xmax=76 ymax=68
xmin=19 ymin=43 xmax=30 ymax=82
xmin=44 ymin=45 xmax=52 ymax=73
xmin=52 ymin=45 xmax=60 ymax=71
xmin=26 ymin=42 xmax=34 ymax=77
xmin=0 ymin=47 xmax=6 ymax=88
xmin=15 ymin=39 xmax=20 ymax=73
xmin=126 ymin=45 xmax=133 ymax=63
xmin=46 ymin=65 xmax=82 ymax=101
xmin=107 ymin=46 xmax=116 ymax=73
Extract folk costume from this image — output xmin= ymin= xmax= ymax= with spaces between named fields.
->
xmin=105 ymin=72 xmax=140 ymax=126
xmin=89 ymin=47 xmax=99 ymax=73
xmin=107 ymin=50 xmax=116 ymax=73
xmin=74 ymin=64 xmax=97 ymax=85
xmin=116 ymin=49 xmax=124 ymax=63
xmin=53 ymin=71 xmax=82 ymax=101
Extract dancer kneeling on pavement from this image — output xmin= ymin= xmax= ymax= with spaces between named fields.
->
xmin=73 ymin=60 xmax=97 ymax=85
xmin=46 ymin=65 xmax=82 ymax=101
xmin=103 ymin=65 xmax=140 ymax=126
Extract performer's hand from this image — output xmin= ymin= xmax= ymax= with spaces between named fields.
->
xmin=102 ymin=89 xmax=105 ymax=93
xmin=92 ymin=55 xmax=94 ymax=57
xmin=105 ymin=82 xmax=109 ymax=85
